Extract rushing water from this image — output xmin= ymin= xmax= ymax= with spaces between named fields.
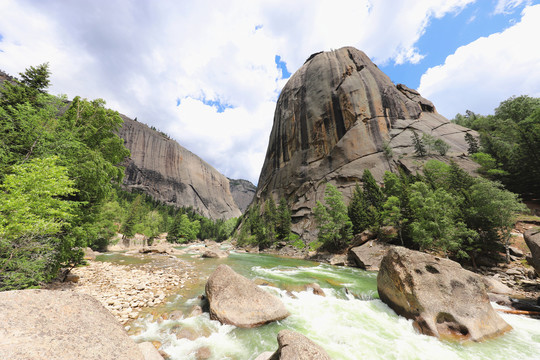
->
xmin=107 ymin=248 xmax=540 ymax=360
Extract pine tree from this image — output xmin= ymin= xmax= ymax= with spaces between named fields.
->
xmin=276 ymin=197 xmax=291 ymax=241
xmin=464 ymin=133 xmax=479 ymax=154
xmin=348 ymin=183 xmax=370 ymax=234
xmin=262 ymin=197 xmax=278 ymax=246
xmin=121 ymin=194 xmax=143 ymax=238
xmin=411 ymin=130 xmax=427 ymax=157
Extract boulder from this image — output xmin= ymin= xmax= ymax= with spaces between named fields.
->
xmin=265 ymin=330 xmax=331 ymax=360
xmin=508 ymin=246 xmax=524 ymax=257
xmin=329 ymin=254 xmax=348 ymax=266
xmin=205 ymin=265 xmax=289 ymax=327
xmin=483 ymin=275 xmax=513 ymax=295
xmin=137 ymin=342 xmax=164 ymax=360
xmin=305 ymin=283 xmax=325 ymax=297
xmin=255 ymin=351 xmax=275 ymax=360
xmin=377 ymin=247 xmax=512 ymax=342
xmin=348 ymin=240 xmax=391 ymax=271
xmin=83 ymin=247 xmax=97 ymax=260
xmin=524 ymin=228 xmax=540 ymax=275
xmin=0 ymin=289 xmax=145 ymax=360
xmin=202 ymin=249 xmax=229 ymax=258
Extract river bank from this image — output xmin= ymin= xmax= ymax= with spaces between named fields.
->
xmin=46 ymin=252 xmax=194 ymax=325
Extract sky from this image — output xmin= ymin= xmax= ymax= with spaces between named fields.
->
xmin=1 ymin=0 xmax=539 ymax=185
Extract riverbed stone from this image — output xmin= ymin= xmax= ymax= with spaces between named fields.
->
xmin=524 ymin=228 xmax=540 ymax=275
xmin=377 ymin=247 xmax=512 ymax=342
xmin=205 ymin=264 xmax=290 ymax=328
xmin=202 ymin=248 xmax=229 ymax=258
xmin=349 ymin=240 xmax=391 ymax=271
xmin=266 ymin=330 xmax=331 ymax=360
xmin=306 ymin=283 xmax=325 ymax=297
xmin=138 ymin=342 xmax=165 ymax=360
xmin=0 ymin=289 xmax=145 ymax=360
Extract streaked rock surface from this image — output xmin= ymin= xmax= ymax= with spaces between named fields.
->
xmin=254 ymin=47 xmax=477 ymax=241
xmin=118 ymin=116 xmax=241 ymax=220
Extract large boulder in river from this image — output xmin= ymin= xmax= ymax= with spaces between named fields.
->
xmin=377 ymin=247 xmax=512 ymax=342
xmin=205 ymin=264 xmax=289 ymax=327
xmin=251 ymin=46 xmax=477 ymax=243
xmin=524 ymin=228 xmax=540 ymax=275
xmin=348 ymin=240 xmax=391 ymax=271
xmin=0 ymin=289 xmax=145 ymax=360
xmin=262 ymin=330 xmax=331 ymax=360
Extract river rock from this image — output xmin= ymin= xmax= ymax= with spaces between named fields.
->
xmin=255 ymin=351 xmax=275 ymax=360
xmin=0 ymin=289 xmax=145 ymax=360
xmin=265 ymin=330 xmax=331 ymax=360
xmin=377 ymin=247 xmax=512 ymax=342
xmin=205 ymin=264 xmax=290 ymax=328
xmin=138 ymin=342 xmax=164 ymax=360
xmin=250 ymin=46 xmax=478 ymax=243
xmin=508 ymin=246 xmax=524 ymax=257
xmin=202 ymin=249 xmax=229 ymax=258
xmin=524 ymin=228 xmax=540 ymax=275
xmin=483 ymin=275 xmax=513 ymax=295
xmin=306 ymin=283 xmax=325 ymax=297
xmin=84 ymin=247 xmax=97 ymax=260
xmin=348 ymin=240 xmax=391 ymax=271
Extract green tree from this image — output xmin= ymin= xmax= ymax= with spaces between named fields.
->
xmin=276 ymin=197 xmax=292 ymax=241
xmin=433 ymin=138 xmax=450 ymax=155
xmin=464 ymin=178 xmax=526 ymax=262
xmin=0 ymin=63 xmax=51 ymax=107
xmin=361 ymin=169 xmax=384 ymax=232
xmin=348 ymin=183 xmax=370 ymax=235
xmin=0 ymin=157 xmax=79 ymax=290
xmin=313 ymin=183 xmax=353 ymax=249
xmin=121 ymin=194 xmax=144 ymax=238
xmin=167 ymin=213 xmax=200 ymax=243
xmin=411 ymin=131 xmax=426 ymax=157
xmin=263 ymin=197 xmax=278 ymax=246
xmin=408 ymin=182 xmax=474 ymax=257
xmin=464 ymin=133 xmax=479 ymax=154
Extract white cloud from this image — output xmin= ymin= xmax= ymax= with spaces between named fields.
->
xmin=0 ymin=0 xmax=476 ymax=184
xmin=418 ymin=4 xmax=540 ymax=118
xmin=493 ymin=0 xmax=532 ymax=14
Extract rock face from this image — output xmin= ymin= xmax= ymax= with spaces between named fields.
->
xmin=524 ymin=228 xmax=540 ymax=274
xmin=229 ymin=178 xmax=256 ymax=213
xmin=377 ymin=247 xmax=512 ymax=342
xmin=118 ymin=116 xmax=241 ymax=220
xmin=254 ymin=47 xmax=477 ymax=241
xmin=205 ymin=264 xmax=289 ymax=327
xmin=0 ymin=289 xmax=145 ymax=360
xmin=266 ymin=330 xmax=331 ymax=360
xmin=349 ymin=240 xmax=391 ymax=271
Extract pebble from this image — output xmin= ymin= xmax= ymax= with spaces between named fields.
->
xmin=45 ymin=254 xmax=194 ymax=324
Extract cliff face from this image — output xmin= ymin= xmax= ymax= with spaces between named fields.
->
xmin=228 ymin=178 xmax=256 ymax=213
xmin=255 ymin=47 xmax=477 ymax=240
xmin=118 ymin=116 xmax=241 ymax=220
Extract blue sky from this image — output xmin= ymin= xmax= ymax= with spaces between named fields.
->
xmin=0 ymin=0 xmax=539 ymax=184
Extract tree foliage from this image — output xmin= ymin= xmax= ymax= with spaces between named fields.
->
xmin=314 ymin=183 xmax=353 ymax=249
xmin=453 ymin=95 xmax=540 ymax=197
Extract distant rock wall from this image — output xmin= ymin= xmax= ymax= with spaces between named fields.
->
xmin=229 ymin=178 xmax=256 ymax=213
xmin=118 ymin=116 xmax=241 ymax=220
xmin=254 ymin=47 xmax=477 ymax=241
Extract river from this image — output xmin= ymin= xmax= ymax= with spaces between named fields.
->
xmin=98 ymin=246 xmax=540 ymax=360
